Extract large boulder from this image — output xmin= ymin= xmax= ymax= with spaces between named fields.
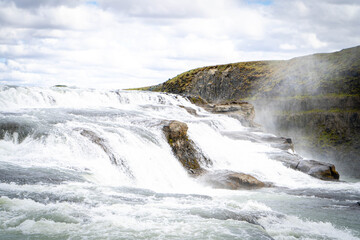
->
xmin=163 ymin=120 xmax=210 ymax=175
xmin=198 ymin=170 xmax=265 ymax=190
xmin=266 ymin=152 xmax=340 ymax=180
xmin=296 ymin=160 xmax=340 ymax=180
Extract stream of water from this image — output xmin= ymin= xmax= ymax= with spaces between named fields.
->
xmin=0 ymin=85 xmax=359 ymax=239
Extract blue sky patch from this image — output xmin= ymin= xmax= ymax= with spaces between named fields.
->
xmin=85 ymin=1 xmax=99 ymax=6
xmin=246 ymin=0 xmax=273 ymax=6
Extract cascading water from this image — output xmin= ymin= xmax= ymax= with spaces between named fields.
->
xmin=0 ymin=85 xmax=359 ymax=240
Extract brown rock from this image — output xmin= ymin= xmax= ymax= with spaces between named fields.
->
xmin=163 ymin=121 xmax=211 ymax=175
xmin=199 ymin=170 xmax=265 ymax=190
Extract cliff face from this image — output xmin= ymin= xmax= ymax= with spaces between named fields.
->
xmin=140 ymin=46 xmax=360 ymax=177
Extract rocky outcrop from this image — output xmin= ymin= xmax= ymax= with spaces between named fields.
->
xmin=206 ymin=101 xmax=257 ymax=127
xmin=143 ymin=46 xmax=360 ymax=103
xmin=199 ymin=170 xmax=265 ymax=190
xmin=267 ymin=152 xmax=339 ymax=180
xmin=296 ymin=160 xmax=340 ymax=180
xmin=163 ymin=120 xmax=210 ymax=175
xmin=162 ymin=121 xmax=267 ymax=187
xmin=184 ymin=95 xmax=258 ymax=127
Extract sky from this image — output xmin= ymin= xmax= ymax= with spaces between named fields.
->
xmin=0 ymin=0 xmax=359 ymax=89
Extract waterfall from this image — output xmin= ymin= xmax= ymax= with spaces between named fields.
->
xmin=0 ymin=85 xmax=359 ymax=240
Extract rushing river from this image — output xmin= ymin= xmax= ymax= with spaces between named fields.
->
xmin=0 ymin=85 xmax=359 ymax=240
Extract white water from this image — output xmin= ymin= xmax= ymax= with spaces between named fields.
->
xmin=0 ymin=85 xmax=359 ymax=240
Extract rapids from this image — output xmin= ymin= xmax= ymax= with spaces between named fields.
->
xmin=0 ymin=85 xmax=359 ymax=239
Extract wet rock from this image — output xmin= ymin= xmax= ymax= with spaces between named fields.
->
xmin=0 ymin=121 xmax=34 ymax=143
xmin=263 ymin=136 xmax=294 ymax=151
xmin=199 ymin=170 xmax=265 ymax=190
xmin=296 ymin=160 xmax=340 ymax=180
xmin=163 ymin=120 xmax=211 ymax=175
xmin=207 ymin=101 xmax=258 ymax=127
xmin=80 ymin=129 xmax=134 ymax=178
xmin=183 ymin=95 xmax=258 ymax=127
xmin=266 ymin=152 xmax=303 ymax=169
xmin=179 ymin=105 xmax=198 ymax=116
xmin=266 ymin=152 xmax=340 ymax=180
xmin=81 ymin=130 xmax=117 ymax=164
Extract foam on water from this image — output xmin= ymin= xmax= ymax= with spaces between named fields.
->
xmin=0 ymin=85 xmax=359 ymax=239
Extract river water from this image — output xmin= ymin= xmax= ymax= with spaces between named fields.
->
xmin=0 ymin=85 xmax=359 ymax=240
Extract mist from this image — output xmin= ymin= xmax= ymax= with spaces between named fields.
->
xmin=252 ymin=46 xmax=360 ymax=179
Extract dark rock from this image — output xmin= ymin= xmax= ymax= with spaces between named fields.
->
xmin=81 ymin=130 xmax=117 ymax=164
xmin=80 ymin=129 xmax=134 ymax=178
xmin=163 ymin=121 xmax=211 ymax=175
xmin=269 ymin=137 xmax=294 ymax=151
xmin=266 ymin=152 xmax=340 ymax=180
xmin=0 ymin=121 xmax=34 ymax=143
xmin=179 ymin=105 xmax=198 ymax=116
xmin=199 ymin=170 xmax=265 ymax=190
xmin=296 ymin=160 xmax=340 ymax=180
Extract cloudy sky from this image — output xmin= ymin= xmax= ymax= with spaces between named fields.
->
xmin=0 ymin=0 xmax=359 ymax=89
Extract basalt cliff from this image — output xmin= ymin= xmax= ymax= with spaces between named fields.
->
xmin=135 ymin=46 xmax=360 ymax=178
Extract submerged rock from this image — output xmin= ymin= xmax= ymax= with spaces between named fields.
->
xmin=179 ymin=105 xmax=198 ymax=116
xmin=163 ymin=120 xmax=211 ymax=175
xmin=199 ymin=170 xmax=265 ymax=190
xmin=0 ymin=121 xmax=35 ymax=143
xmin=80 ymin=129 xmax=134 ymax=179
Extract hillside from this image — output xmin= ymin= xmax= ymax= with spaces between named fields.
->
xmin=136 ymin=46 xmax=360 ymax=177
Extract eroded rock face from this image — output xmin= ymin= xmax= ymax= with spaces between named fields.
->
xmin=163 ymin=120 xmax=210 ymax=175
xmin=199 ymin=170 xmax=265 ymax=190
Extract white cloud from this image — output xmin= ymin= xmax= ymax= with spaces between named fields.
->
xmin=0 ymin=0 xmax=359 ymax=89
xmin=303 ymin=33 xmax=327 ymax=49
xmin=295 ymin=1 xmax=309 ymax=16
xmin=280 ymin=43 xmax=297 ymax=50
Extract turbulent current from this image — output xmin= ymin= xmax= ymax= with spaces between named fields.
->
xmin=0 ymin=85 xmax=359 ymax=240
